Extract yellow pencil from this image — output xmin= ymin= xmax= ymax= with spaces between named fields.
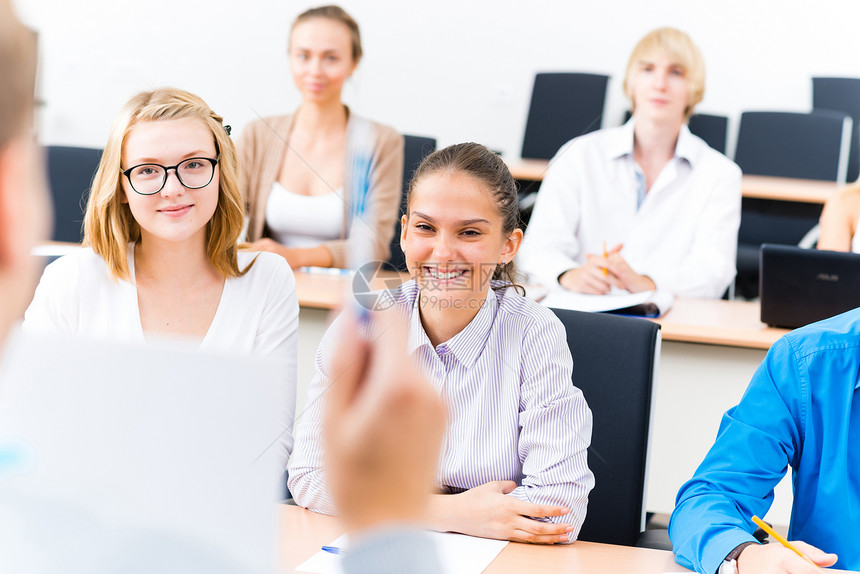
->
xmin=751 ymin=515 xmax=820 ymax=569
xmin=602 ymin=241 xmax=608 ymax=277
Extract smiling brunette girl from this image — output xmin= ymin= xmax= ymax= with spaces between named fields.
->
xmin=288 ymin=143 xmax=594 ymax=544
xmin=25 ymin=88 xmax=299 ymax=370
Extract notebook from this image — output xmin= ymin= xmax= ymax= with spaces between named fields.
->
xmin=760 ymin=243 xmax=860 ymax=329
xmin=0 ymin=329 xmax=291 ymax=573
xmin=540 ymin=288 xmax=674 ymax=317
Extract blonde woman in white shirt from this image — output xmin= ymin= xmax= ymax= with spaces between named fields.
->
xmin=520 ymin=28 xmax=741 ymax=299
xmin=25 ymin=88 xmax=299 ymax=403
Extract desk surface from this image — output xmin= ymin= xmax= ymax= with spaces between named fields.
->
xmin=295 ymin=271 xmax=788 ymax=350
xmin=654 ymin=297 xmax=787 ymax=350
xmin=505 ymin=158 xmax=847 ymax=204
xmin=281 ymin=505 xmax=692 ymax=574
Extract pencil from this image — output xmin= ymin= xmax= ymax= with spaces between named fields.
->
xmin=751 ymin=515 xmax=819 ymax=569
xmin=602 ymin=241 xmax=608 ymax=277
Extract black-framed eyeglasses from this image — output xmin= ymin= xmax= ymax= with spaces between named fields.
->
xmin=120 ymin=157 xmax=219 ymax=195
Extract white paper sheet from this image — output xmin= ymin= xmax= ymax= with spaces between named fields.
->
xmin=296 ymin=532 xmax=508 ymax=574
xmin=541 ymin=288 xmax=653 ymax=312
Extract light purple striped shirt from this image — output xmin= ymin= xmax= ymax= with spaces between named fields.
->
xmin=288 ymin=280 xmax=594 ymax=539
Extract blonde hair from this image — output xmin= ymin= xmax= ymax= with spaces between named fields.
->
xmin=623 ymin=27 xmax=705 ymax=121
xmin=83 ymin=87 xmax=249 ymax=281
xmin=291 ymin=5 xmax=362 ymax=63
xmin=0 ymin=0 xmax=36 ymax=146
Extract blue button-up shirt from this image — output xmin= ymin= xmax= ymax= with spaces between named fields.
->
xmin=669 ymin=307 xmax=860 ymax=573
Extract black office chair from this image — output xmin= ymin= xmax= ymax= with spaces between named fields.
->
xmin=383 ymin=134 xmax=436 ymax=272
xmin=45 ymin=146 xmax=103 ymax=243
xmin=813 ymin=77 xmax=860 ymax=183
xmin=621 ymin=111 xmax=729 ymax=155
xmin=687 ymin=113 xmax=729 ymax=155
xmin=549 ymin=308 xmax=661 ymax=546
xmin=521 ymin=72 xmax=609 ymax=161
xmin=733 ymin=110 xmax=852 ymax=298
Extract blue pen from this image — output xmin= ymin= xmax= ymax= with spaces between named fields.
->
xmin=300 ymin=266 xmax=353 ymax=277
xmin=346 ymin=120 xmax=375 ymax=324
xmin=321 ymin=545 xmax=345 ymax=556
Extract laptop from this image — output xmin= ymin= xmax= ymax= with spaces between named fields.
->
xmin=760 ymin=243 xmax=860 ymax=329
xmin=0 ymin=330 xmax=292 ymax=573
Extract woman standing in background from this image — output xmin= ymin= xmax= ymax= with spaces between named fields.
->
xmin=239 ymin=5 xmax=404 ymax=269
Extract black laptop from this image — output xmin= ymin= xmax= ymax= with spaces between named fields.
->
xmin=760 ymin=243 xmax=860 ymax=329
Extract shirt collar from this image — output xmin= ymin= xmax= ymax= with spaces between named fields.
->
xmin=407 ymin=286 xmax=500 ymax=369
xmin=674 ymin=123 xmax=697 ymax=166
xmin=606 ymin=118 xmax=636 ymax=160
xmin=608 ymin=117 xmax=697 ymax=167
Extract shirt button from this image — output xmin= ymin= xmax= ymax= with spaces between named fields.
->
xmin=435 ymin=371 xmax=443 ymax=379
xmin=437 ymin=345 xmax=448 ymax=355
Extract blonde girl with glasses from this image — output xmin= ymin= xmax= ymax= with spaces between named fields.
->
xmin=24 ymin=88 xmax=299 ymax=381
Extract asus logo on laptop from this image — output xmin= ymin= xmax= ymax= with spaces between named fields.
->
xmin=816 ymin=273 xmax=839 ymax=282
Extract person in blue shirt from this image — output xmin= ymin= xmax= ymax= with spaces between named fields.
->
xmin=669 ymin=308 xmax=860 ymax=573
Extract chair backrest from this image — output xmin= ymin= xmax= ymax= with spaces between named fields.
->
xmin=687 ymin=113 xmax=729 ymax=155
xmin=732 ymin=111 xmax=849 ymax=298
xmin=549 ymin=308 xmax=661 ymax=546
xmin=45 ymin=145 xmax=103 ymax=243
xmin=384 ymin=134 xmax=436 ymax=272
xmin=620 ymin=111 xmax=728 ymax=155
xmin=521 ymin=73 xmax=609 ymax=160
xmin=812 ymin=77 xmax=860 ymax=183
xmin=734 ymin=110 xmax=852 ymax=183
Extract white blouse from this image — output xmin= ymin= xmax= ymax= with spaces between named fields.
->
xmin=23 ymin=244 xmax=299 ymax=463
xmin=265 ymin=182 xmax=344 ymax=248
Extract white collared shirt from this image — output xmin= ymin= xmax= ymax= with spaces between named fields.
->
xmin=519 ymin=119 xmax=742 ymax=298
xmin=288 ymin=281 xmax=594 ymax=538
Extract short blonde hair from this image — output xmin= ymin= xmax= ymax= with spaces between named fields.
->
xmin=623 ymin=27 xmax=705 ymax=121
xmin=84 ymin=87 xmax=248 ymax=281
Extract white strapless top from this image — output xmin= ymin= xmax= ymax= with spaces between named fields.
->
xmin=265 ymin=182 xmax=345 ymax=248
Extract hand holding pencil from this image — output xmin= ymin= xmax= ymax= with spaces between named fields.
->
xmin=559 ymin=242 xmax=655 ymax=295
xmin=732 ymin=516 xmax=837 ymax=573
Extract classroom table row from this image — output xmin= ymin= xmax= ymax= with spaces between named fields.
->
xmin=505 ymin=158 xmax=852 ymax=204
xmin=283 ymin=505 xmax=857 ymax=573
xmin=292 ymin=270 xmax=796 ymax=526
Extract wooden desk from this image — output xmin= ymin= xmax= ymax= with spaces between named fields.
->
xmin=281 ymin=505 xmax=692 ymax=573
xmin=507 ymin=158 xmax=552 ymax=182
xmin=741 ymin=174 xmax=848 ymax=204
xmin=655 ymin=297 xmax=787 ymax=349
xmin=505 ymin=158 xmax=846 ymax=204
xmin=294 ymin=270 xmax=789 ymax=348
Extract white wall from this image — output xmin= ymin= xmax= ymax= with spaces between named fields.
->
xmin=15 ymin=0 xmax=860 ymax=159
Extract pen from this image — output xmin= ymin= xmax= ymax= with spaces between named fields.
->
xmin=299 ymin=266 xmax=353 ymax=277
xmin=751 ymin=515 xmax=819 ymax=569
xmin=602 ymin=241 xmax=608 ymax=277
xmin=321 ymin=545 xmax=345 ymax=556
xmin=347 ymin=121 xmax=374 ymax=324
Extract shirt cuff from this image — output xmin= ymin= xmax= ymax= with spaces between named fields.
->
xmin=703 ymin=529 xmax=759 ymax=574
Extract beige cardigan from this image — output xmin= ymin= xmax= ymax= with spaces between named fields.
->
xmin=238 ymin=111 xmax=405 ymax=268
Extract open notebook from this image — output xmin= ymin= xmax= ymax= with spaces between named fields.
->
xmin=0 ymin=329 xmax=291 ymax=573
xmin=540 ymin=288 xmax=674 ymax=317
